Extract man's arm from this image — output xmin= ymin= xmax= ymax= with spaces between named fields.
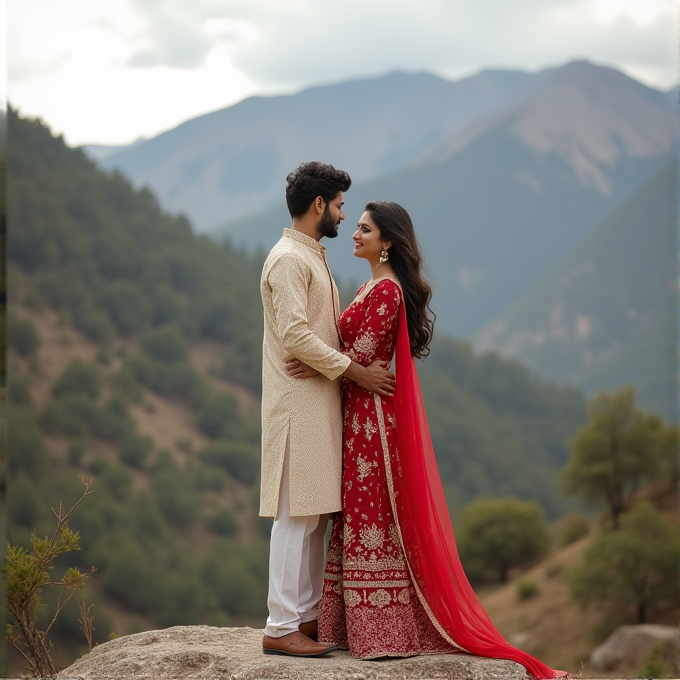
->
xmin=269 ymin=254 xmax=350 ymax=381
xmin=286 ymin=356 xmax=395 ymax=395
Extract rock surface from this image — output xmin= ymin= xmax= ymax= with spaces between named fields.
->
xmin=57 ymin=626 xmax=532 ymax=679
xmin=589 ymin=624 xmax=679 ymax=673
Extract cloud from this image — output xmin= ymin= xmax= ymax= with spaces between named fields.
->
xmin=7 ymin=0 xmax=675 ymax=146
xmin=221 ymin=0 xmax=676 ymax=90
xmin=125 ymin=0 xmax=258 ymax=69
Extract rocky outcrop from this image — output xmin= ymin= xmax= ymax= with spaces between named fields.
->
xmin=58 ymin=626 xmax=531 ymax=679
xmin=589 ymin=624 xmax=678 ymax=673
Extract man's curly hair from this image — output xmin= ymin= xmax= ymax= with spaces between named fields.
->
xmin=285 ymin=162 xmax=352 ymax=217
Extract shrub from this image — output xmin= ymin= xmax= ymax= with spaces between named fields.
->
xmin=8 ymin=312 xmax=40 ymax=358
xmin=100 ymin=465 xmax=133 ymax=502
xmin=100 ymin=281 xmax=150 ymax=336
xmin=516 ymin=579 xmax=539 ymax=600
xmin=544 ymin=563 xmax=563 ymax=579
xmin=150 ymin=457 xmax=200 ymax=528
xmin=75 ymin=308 xmax=115 ymax=344
xmin=9 ymin=406 xmax=47 ymax=475
xmin=8 ymin=470 xmax=42 ymax=530
xmin=196 ymin=392 xmax=240 ymax=439
xmin=9 ymin=372 xmax=33 ymax=407
xmin=118 ymin=432 xmax=152 ymax=468
xmin=458 ymin=497 xmax=551 ymax=583
xmin=207 ymin=509 xmax=239 ymax=536
xmin=198 ymin=440 xmax=260 ymax=484
xmin=53 ymin=359 xmax=102 ymax=400
xmin=142 ymin=324 xmax=188 ymax=364
xmin=558 ymin=513 xmax=591 ymax=547
xmin=202 ymin=540 xmax=267 ymax=617
xmin=67 ymin=440 xmax=85 ymax=465
xmin=123 ymin=355 xmax=205 ymax=406
xmin=40 ymin=394 xmax=99 ymax=438
xmin=641 ymin=639 xmax=679 ymax=679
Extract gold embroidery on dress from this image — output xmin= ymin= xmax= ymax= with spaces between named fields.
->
xmin=343 ymin=524 xmax=356 ymax=547
xmin=363 ymin=417 xmax=378 ymax=439
xmin=343 ymin=553 xmax=406 ymax=571
xmin=343 ymin=580 xmax=412 ymax=589
xmin=351 ymin=413 xmax=361 ymax=434
xmin=388 ymin=524 xmax=401 ymax=547
xmin=344 ymin=589 xmax=362 ymax=607
xmin=359 ymin=523 xmax=385 ymax=550
xmin=377 ymin=302 xmax=388 ymax=316
xmin=354 ymin=331 xmax=378 ymax=358
xmin=356 ymin=454 xmax=376 ymax=481
xmin=398 ymin=587 xmax=411 ymax=605
xmin=373 ymin=393 xmax=469 ymax=654
xmin=368 ymin=589 xmax=392 ymax=608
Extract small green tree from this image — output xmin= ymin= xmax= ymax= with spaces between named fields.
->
xmin=569 ymin=502 xmax=680 ymax=624
xmin=457 ymin=497 xmax=550 ymax=583
xmin=8 ymin=313 xmax=40 ymax=358
xmin=142 ymin=324 xmax=188 ymax=364
xmin=52 ymin=358 xmax=102 ymax=400
xmin=561 ymin=387 xmax=677 ymax=528
xmin=6 ymin=477 xmax=96 ymax=677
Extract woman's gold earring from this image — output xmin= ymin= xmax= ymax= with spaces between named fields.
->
xmin=379 ymin=247 xmax=389 ymax=264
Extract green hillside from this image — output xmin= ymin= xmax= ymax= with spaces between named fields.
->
xmin=7 ymin=109 xmax=586 ymax=662
xmin=476 ymin=162 xmax=677 ymax=420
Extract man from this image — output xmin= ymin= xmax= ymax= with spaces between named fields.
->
xmin=260 ymin=162 xmax=396 ymax=657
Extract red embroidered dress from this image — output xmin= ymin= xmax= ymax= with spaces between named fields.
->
xmin=318 ymin=278 xmax=566 ymax=679
xmin=319 ymin=278 xmax=452 ymax=658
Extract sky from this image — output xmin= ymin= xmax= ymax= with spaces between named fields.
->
xmin=6 ymin=0 xmax=677 ymax=147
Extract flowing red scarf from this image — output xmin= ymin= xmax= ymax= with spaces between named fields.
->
xmin=392 ymin=302 xmax=565 ymax=679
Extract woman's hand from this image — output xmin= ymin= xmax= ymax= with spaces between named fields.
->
xmin=285 ymin=357 xmax=321 ymax=379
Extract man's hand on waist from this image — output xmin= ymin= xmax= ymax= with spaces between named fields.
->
xmin=343 ymin=360 xmax=396 ymax=396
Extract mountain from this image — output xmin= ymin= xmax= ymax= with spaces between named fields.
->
xmin=95 ymin=68 xmax=537 ymax=231
xmin=220 ymin=61 xmax=676 ymax=338
xmin=81 ymin=137 xmax=147 ymax=162
xmin=474 ymin=161 xmax=677 ymax=419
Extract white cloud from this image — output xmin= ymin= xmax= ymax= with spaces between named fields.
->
xmin=7 ymin=0 xmax=677 ymax=146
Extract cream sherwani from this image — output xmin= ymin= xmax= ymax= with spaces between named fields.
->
xmin=260 ymin=228 xmax=350 ymax=519
xmin=260 ymin=227 xmax=351 ymax=638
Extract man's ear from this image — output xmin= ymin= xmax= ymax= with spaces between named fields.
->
xmin=314 ymin=196 xmax=325 ymax=214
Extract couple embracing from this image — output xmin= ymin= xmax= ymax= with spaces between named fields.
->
xmin=258 ymin=162 xmax=566 ymax=679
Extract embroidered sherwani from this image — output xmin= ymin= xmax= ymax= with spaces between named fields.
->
xmin=260 ymin=228 xmax=351 ymax=518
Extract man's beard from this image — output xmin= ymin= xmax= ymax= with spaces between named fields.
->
xmin=318 ymin=205 xmax=339 ymax=239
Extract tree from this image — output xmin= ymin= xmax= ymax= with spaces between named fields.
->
xmin=8 ymin=313 xmax=40 ymax=358
xmin=142 ymin=324 xmax=188 ymax=364
xmin=561 ymin=387 xmax=677 ymax=528
xmin=196 ymin=392 xmax=240 ymax=439
xmin=457 ymin=497 xmax=550 ymax=583
xmin=569 ymin=502 xmax=680 ymax=623
xmin=53 ymin=358 xmax=102 ymax=400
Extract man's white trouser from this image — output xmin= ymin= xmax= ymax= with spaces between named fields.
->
xmin=264 ymin=444 xmax=329 ymax=638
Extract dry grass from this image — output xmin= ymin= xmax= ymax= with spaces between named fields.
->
xmin=478 ymin=535 xmax=601 ymax=674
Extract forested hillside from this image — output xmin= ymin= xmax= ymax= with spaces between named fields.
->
xmin=7 ymin=108 xmax=586 ymax=657
xmin=476 ymin=162 xmax=677 ymax=420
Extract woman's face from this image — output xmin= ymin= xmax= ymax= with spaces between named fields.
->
xmin=353 ymin=211 xmax=389 ymax=262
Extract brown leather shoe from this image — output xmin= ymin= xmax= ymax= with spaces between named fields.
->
xmin=262 ymin=631 xmax=337 ymax=657
xmin=298 ymin=619 xmax=318 ymax=641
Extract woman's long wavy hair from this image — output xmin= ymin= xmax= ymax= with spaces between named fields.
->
xmin=365 ymin=201 xmax=435 ymax=358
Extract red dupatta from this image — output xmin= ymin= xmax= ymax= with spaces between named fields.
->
xmin=390 ymin=302 xmax=565 ymax=679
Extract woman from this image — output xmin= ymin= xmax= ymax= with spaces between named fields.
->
xmin=287 ymin=201 xmax=566 ymax=678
